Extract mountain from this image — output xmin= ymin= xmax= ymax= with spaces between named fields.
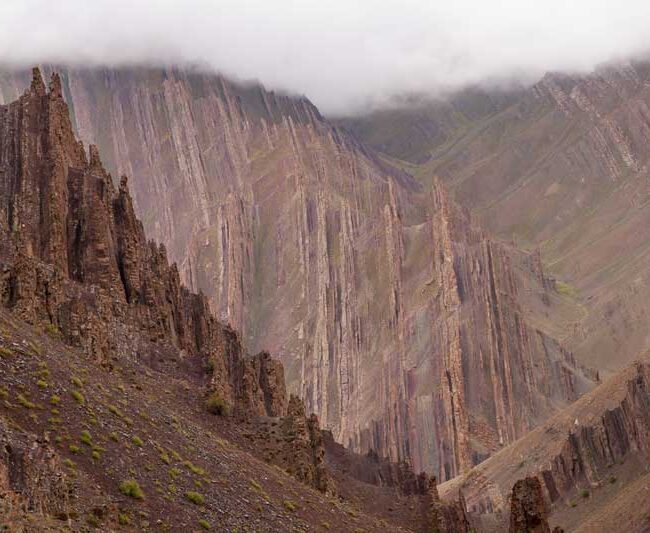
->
xmin=0 ymin=65 xmax=592 ymax=480
xmin=338 ymin=60 xmax=650 ymax=380
xmin=0 ymin=67 xmax=479 ymax=532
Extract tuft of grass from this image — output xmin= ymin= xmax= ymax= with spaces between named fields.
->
xmin=283 ymin=500 xmax=297 ymax=512
xmin=198 ymin=519 xmax=211 ymax=530
xmin=205 ymin=393 xmax=229 ymax=416
xmin=50 ymin=394 xmax=61 ymax=405
xmin=118 ymin=513 xmax=131 ymax=525
xmin=108 ymin=404 xmax=123 ymax=417
xmin=119 ymin=479 xmax=145 ymax=500
xmin=92 ymin=450 xmax=101 ymax=461
xmin=69 ymin=444 xmax=81 ymax=454
xmin=0 ymin=347 xmax=12 ymax=358
xmin=80 ymin=430 xmax=93 ymax=446
xmin=44 ymin=323 xmax=61 ymax=337
xmin=36 ymin=379 xmax=48 ymax=389
xmin=16 ymin=394 xmax=36 ymax=409
xmin=71 ymin=376 xmax=84 ymax=388
xmin=185 ymin=491 xmax=205 ymax=505
xmin=555 ymin=280 xmax=578 ymax=298
xmin=580 ymin=489 xmax=590 ymax=499
xmin=71 ymin=390 xmax=85 ymax=405
xmin=184 ymin=461 xmax=206 ymax=476
xmin=169 ymin=467 xmax=181 ymax=480
xmin=132 ymin=435 xmax=144 ymax=447
xmin=160 ymin=452 xmax=171 ymax=465
xmin=109 ymin=432 xmax=119 ymax=442
xmin=63 ymin=458 xmax=75 ymax=468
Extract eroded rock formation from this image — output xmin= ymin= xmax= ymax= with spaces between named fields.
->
xmin=509 ymin=477 xmax=551 ymax=533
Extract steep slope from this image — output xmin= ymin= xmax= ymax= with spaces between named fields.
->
xmin=0 ymin=68 xmax=473 ymax=532
xmin=439 ymin=354 xmax=650 ymax=532
xmin=0 ymin=66 xmax=590 ymax=480
xmin=339 ymin=60 xmax=650 ymax=377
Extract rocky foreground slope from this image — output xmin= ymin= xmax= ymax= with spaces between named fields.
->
xmin=0 ymin=68 xmax=478 ymax=532
xmin=0 ymin=66 xmax=592 ymax=479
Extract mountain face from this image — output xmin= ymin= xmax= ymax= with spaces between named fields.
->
xmin=0 ymin=68 xmax=477 ymax=532
xmin=339 ymin=60 xmax=650 ymax=379
xmin=0 ymin=66 xmax=590 ymax=480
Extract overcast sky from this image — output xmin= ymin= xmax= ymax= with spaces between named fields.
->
xmin=2 ymin=0 xmax=650 ymax=114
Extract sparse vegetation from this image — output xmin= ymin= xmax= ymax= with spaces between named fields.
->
xmin=50 ymin=394 xmax=61 ymax=405
xmin=119 ymin=479 xmax=145 ymax=500
xmin=36 ymin=379 xmax=48 ymax=388
xmin=580 ymin=489 xmax=590 ymax=499
xmin=198 ymin=519 xmax=211 ymax=530
xmin=185 ymin=491 xmax=205 ymax=505
xmin=16 ymin=393 xmax=36 ymax=409
xmin=71 ymin=390 xmax=85 ymax=404
xmin=44 ymin=323 xmax=61 ymax=337
xmin=69 ymin=444 xmax=81 ymax=454
xmin=80 ymin=430 xmax=93 ymax=446
xmin=0 ymin=347 xmax=12 ymax=358
xmin=205 ymin=392 xmax=229 ymax=416
xmin=118 ymin=513 xmax=131 ymax=525
xmin=555 ymin=280 xmax=578 ymax=298
xmin=283 ymin=500 xmax=297 ymax=512
xmin=609 ymin=475 xmax=617 ymax=484
xmin=132 ymin=435 xmax=144 ymax=447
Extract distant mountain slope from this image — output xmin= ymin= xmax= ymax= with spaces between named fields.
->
xmin=340 ymin=60 xmax=650 ymax=377
xmin=0 ymin=65 xmax=590 ymax=481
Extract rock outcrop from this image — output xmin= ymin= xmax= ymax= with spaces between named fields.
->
xmin=509 ymin=477 xmax=552 ymax=533
xmin=0 ymin=66 xmax=590 ymax=480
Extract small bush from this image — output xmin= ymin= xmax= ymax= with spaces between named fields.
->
xmin=132 ymin=435 xmax=144 ymax=447
xmin=69 ymin=444 xmax=81 ymax=454
xmin=184 ymin=461 xmax=206 ymax=476
xmin=109 ymin=432 xmax=119 ymax=442
xmin=198 ymin=519 xmax=211 ymax=530
xmin=169 ymin=467 xmax=181 ymax=479
xmin=119 ymin=479 xmax=145 ymax=500
xmin=0 ymin=347 xmax=12 ymax=358
xmin=185 ymin=491 xmax=205 ymax=505
xmin=44 ymin=323 xmax=61 ymax=337
xmin=580 ymin=489 xmax=590 ymax=499
xmin=92 ymin=450 xmax=101 ymax=461
xmin=160 ymin=452 xmax=171 ymax=465
xmin=50 ymin=394 xmax=61 ymax=405
xmin=16 ymin=394 xmax=36 ymax=409
xmin=71 ymin=390 xmax=85 ymax=405
xmin=118 ymin=513 xmax=131 ymax=525
xmin=108 ymin=404 xmax=123 ymax=417
xmin=283 ymin=500 xmax=296 ymax=512
xmin=36 ymin=379 xmax=48 ymax=389
xmin=205 ymin=393 xmax=229 ymax=416
xmin=80 ymin=430 xmax=92 ymax=445
xmin=608 ymin=475 xmax=617 ymax=484
xmin=63 ymin=458 xmax=75 ymax=468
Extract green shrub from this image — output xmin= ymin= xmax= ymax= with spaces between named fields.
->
xmin=108 ymin=404 xmax=123 ymax=417
xmin=92 ymin=450 xmax=101 ymax=461
xmin=580 ymin=489 xmax=590 ymax=499
xmin=185 ymin=491 xmax=205 ymax=505
xmin=44 ymin=323 xmax=61 ymax=337
xmin=71 ymin=390 xmax=85 ymax=405
xmin=184 ymin=461 xmax=206 ymax=476
xmin=109 ymin=432 xmax=119 ymax=442
xmin=80 ymin=430 xmax=93 ymax=446
xmin=36 ymin=379 xmax=48 ymax=389
xmin=50 ymin=394 xmax=61 ymax=405
xmin=198 ymin=519 xmax=211 ymax=530
xmin=205 ymin=393 xmax=229 ymax=416
xmin=132 ymin=435 xmax=144 ymax=447
xmin=283 ymin=500 xmax=297 ymax=512
xmin=169 ymin=467 xmax=181 ymax=479
xmin=16 ymin=394 xmax=36 ymax=409
xmin=119 ymin=479 xmax=145 ymax=500
xmin=118 ymin=513 xmax=131 ymax=525
xmin=63 ymin=458 xmax=75 ymax=468
xmin=205 ymin=358 xmax=216 ymax=374
xmin=0 ymin=347 xmax=12 ymax=358
xmin=69 ymin=444 xmax=81 ymax=454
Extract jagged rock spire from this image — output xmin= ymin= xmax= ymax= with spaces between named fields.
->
xmin=30 ymin=67 xmax=46 ymax=96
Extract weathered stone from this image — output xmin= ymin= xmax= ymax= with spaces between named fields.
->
xmin=509 ymin=477 xmax=551 ymax=533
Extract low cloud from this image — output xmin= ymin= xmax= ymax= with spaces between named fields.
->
xmin=2 ymin=0 xmax=650 ymax=114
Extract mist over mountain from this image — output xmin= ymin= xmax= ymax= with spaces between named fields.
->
xmin=2 ymin=0 xmax=650 ymax=113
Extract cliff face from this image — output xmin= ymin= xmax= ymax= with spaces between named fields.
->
xmin=341 ymin=60 xmax=650 ymax=379
xmin=0 ymin=66 xmax=588 ymax=480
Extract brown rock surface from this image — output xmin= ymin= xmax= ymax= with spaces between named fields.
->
xmin=509 ymin=477 xmax=551 ymax=533
xmin=0 ymin=65 xmax=592 ymax=479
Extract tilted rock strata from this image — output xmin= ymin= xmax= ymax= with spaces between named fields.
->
xmin=439 ymin=357 xmax=650 ymax=530
xmin=0 ymin=66 xmax=588 ymax=480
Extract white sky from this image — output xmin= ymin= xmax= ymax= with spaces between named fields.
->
xmin=2 ymin=0 xmax=650 ymax=114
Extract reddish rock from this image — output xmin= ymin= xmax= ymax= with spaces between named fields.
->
xmin=509 ymin=477 xmax=551 ymax=533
